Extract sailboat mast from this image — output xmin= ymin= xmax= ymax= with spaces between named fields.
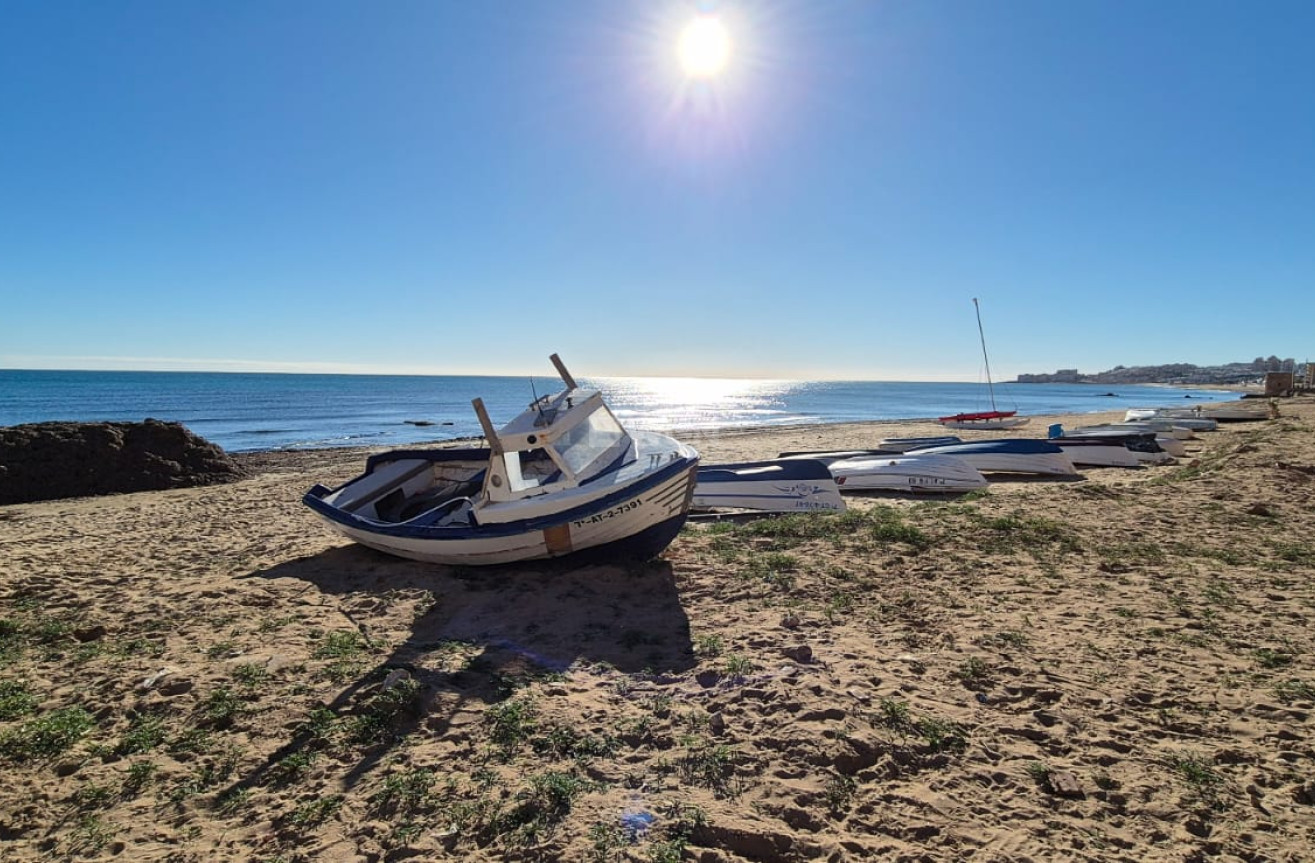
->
xmin=972 ymin=297 xmax=998 ymax=412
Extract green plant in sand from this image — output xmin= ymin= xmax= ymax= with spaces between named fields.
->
xmin=0 ymin=679 xmax=39 ymax=721
xmin=0 ymin=705 xmax=94 ymax=761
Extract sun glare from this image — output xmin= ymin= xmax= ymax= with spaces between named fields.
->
xmin=678 ymin=16 xmax=731 ymax=78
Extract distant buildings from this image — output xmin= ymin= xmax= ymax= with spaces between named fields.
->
xmin=1015 ymin=358 xmax=1303 ymax=386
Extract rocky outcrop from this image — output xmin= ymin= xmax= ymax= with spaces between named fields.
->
xmin=0 ymin=420 xmax=246 ymax=505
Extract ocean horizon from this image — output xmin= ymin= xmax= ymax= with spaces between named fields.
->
xmin=0 ymin=369 xmax=1242 ymax=454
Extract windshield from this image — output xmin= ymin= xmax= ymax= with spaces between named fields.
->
xmin=553 ymin=410 xmax=627 ymax=478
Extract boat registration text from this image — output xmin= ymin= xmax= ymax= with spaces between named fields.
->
xmin=572 ymin=499 xmax=642 ymax=527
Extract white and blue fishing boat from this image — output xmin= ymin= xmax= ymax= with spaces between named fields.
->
xmin=303 ymin=355 xmax=699 ymax=565
xmin=692 ymin=459 xmax=845 ymax=513
xmin=906 ymin=439 xmax=1078 ymax=476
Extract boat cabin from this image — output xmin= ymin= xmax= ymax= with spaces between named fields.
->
xmin=477 ymin=386 xmax=637 ymax=504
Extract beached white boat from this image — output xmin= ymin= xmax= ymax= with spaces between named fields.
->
xmin=939 ymin=298 xmax=1028 ymax=430
xmin=827 ymin=453 xmax=989 ymax=493
xmin=1071 ymin=421 xmax=1193 ymax=440
xmin=692 ymin=459 xmax=845 ymax=513
xmin=907 ymin=439 xmax=1078 ymax=476
xmin=877 ymin=435 xmax=963 ymax=452
xmin=1183 ymin=406 xmax=1267 ymax=422
xmin=778 ymin=448 xmax=897 ymax=463
xmin=1064 ymin=425 xmax=1188 ymax=456
xmin=1049 ymin=438 xmax=1142 ymax=468
xmin=1123 ymin=409 xmax=1218 ymax=431
xmin=1052 ymin=428 xmax=1174 ymax=464
xmin=303 ymin=355 xmax=699 ymax=565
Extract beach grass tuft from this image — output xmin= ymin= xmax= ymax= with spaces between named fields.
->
xmin=0 ymin=705 xmax=94 ymax=761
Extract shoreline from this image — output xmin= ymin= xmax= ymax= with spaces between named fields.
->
xmin=232 ymin=396 xmax=1248 ymax=473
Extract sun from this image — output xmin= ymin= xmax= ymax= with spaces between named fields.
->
xmin=677 ymin=16 xmax=731 ymax=78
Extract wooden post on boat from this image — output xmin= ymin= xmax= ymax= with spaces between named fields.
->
xmin=471 ymin=398 xmax=503 ymax=455
xmin=550 ymin=353 xmax=577 ymax=389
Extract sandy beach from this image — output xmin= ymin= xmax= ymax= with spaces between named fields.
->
xmin=2 ymin=398 xmax=1313 ymax=861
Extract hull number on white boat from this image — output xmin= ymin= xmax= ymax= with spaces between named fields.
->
xmin=573 ymin=498 xmax=641 ymax=527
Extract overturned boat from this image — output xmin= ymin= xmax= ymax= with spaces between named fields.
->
xmin=1050 ymin=429 xmax=1175 ymax=465
xmin=827 ymin=453 xmax=989 ymax=493
xmin=1062 ymin=425 xmax=1187 ymax=457
xmin=876 ymin=435 xmax=963 ymax=453
xmin=692 ymin=459 xmax=845 ymax=513
xmin=906 ymin=439 xmax=1078 ymax=476
xmin=1123 ymin=409 xmax=1218 ymax=431
xmin=1048 ymin=437 xmax=1142 ymax=468
xmin=303 ymin=355 xmax=699 ymax=565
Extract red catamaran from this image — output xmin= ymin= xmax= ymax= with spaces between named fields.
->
xmin=939 ymin=298 xmax=1029 ymax=430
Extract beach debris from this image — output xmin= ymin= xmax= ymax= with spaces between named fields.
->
xmin=780 ymin=644 xmax=813 ymax=663
xmin=620 ymin=808 xmax=656 ymax=841
xmin=1047 ymin=770 xmax=1085 ymax=798
xmin=139 ymin=667 xmax=178 ymax=690
xmin=895 ymin=653 xmax=926 ymax=674
xmin=158 ymin=677 xmax=194 ymax=696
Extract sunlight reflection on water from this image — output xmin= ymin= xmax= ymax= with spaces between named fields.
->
xmin=591 ymin=376 xmax=810 ymax=431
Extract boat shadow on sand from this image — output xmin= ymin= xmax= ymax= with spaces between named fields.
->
xmin=225 ymin=545 xmax=695 ymax=796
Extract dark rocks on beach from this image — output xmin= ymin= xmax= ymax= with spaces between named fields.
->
xmin=0 ymin=419 xmax=246 ymax=505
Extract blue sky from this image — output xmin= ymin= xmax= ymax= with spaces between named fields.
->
xmin=2 ymin=1 xmax=1311 ymax=380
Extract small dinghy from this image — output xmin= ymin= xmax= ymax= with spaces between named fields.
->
xmin=906 ymin=439 xmax=1078 ymax=476
xmin=1123 ymin=409 xmax=1218 ymax=431
xmin=777 ymin=448 xmax=897 ymax=463
xmin=827 ymin=453 xmax=988 ymax=493
xmin=876 ymin=435 xmax=963 ymax=453
xmin=1063 ymin=426 xmax=1187 ymax=457
xmin=1052 ymin=429 xmax=1174 ymax=465
xmin=692 ymin=459 xmax=845 ymax=513
xmin=1078 ymin=422 xmax=1193 ymax=440
xmin=303 ymin=355 xmax=699 ymax=565
xmin=1049 ymin=437 xmax=1142 ymax=468
xmin=1130 ymin=406 xmax=1265 ymax=423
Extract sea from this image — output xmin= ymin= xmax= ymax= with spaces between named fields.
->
xmin=0 ymin=370 xmax=1241 ymax=454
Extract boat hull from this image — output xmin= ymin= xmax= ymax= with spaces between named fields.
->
xmin=305 ymin=443 xmax=698 ymax=566
xmin=1051 ymin=439 xmax=1142 ymax=468
xmin=828 ymin=454 xmax=988 ymax=492
xmin=1123 ymin=410 xmax=1218 ymax=430
xmin=1065 ymin=427 xmax=1187 ymax=456
xmin=1055 ymin=432 xmax=1174 ymax=465
xmin=907 ymin=440 xmax=1078 ymax=476
xmin=693 ymin=460 xmax=845 ymax=513
xmin=876 ymin=436 xmax=962 ymax=453
xmin=938 ymin=416 xmax=1029 ymax=430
